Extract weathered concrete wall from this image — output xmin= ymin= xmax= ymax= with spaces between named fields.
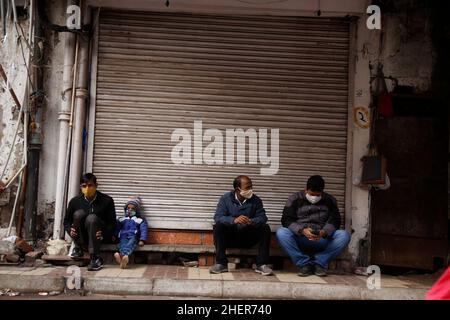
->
xmin=0 ymin=10 xmax=30 ymax=229
xmin=0 ymin=1 xmax=65 ymax=238
xmin=381 ymin=12 xmax=435 ymax=92
xmin=36 ymin=0 xmax=66 ymax=238
xmin=347 ymin=13 xmax=375 ymax=265
xmin=347 ymin=2 xmax=438 ymax=265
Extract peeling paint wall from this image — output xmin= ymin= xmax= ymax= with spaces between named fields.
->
xmin=347 ymin=2 xmax=439 ymax=265
xmin=347 ymin=11 xmax=376 ymax=265
xmin=0 ymin=9 xmax=30 ymax=229
xmin=36 ymin=0 xmax=65 ymax=239
xmin=381 ymin=11 xmax=435 ymax=92
xmin=0 ymin=0 xmax=64 ymax=238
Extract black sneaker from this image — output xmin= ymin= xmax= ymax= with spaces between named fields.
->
xmin=70 ymin=246 xmax=84 ymax=260
xmin=297 ymin=265 xmax=313 ymax=277
xmin=313 ymin=265 xmax=327 ymax=277
xmin=87 ymin=256 xmax=104 ymax=271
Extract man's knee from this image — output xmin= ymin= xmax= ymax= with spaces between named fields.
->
xmin=73 ymin=209 xmax=88 ymax=222
xmin=332 ymin=230 xmax=351 ymax=247
xmin=276 ymin=227 xmax=293 ymax=242
xmin=85 ymin=214 xmax=99 ymax=227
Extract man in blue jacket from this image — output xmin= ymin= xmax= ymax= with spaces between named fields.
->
xmin=210 ymin=175 xmax=273 ymax=276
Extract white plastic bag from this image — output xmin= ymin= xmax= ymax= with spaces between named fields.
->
xmin=45 ymin=239 xmax=69 ymax=256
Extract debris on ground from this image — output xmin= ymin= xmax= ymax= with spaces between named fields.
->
xmin=5 ymin=253 xmax=20 ymax=263
xmin=45 ymin=239 xmax=69 ymax=256
xmin=179 ymin=257 xmax=199 ymax=268
xmin=0 ymin=289 xmax=20 ymax=297
xmin=15 ymin=238 xmax=34 ymax=254
xmin=354 ymin=267 xmax=369 ymax=276
xmin=0 ymin=240 xmax=15 ymax=255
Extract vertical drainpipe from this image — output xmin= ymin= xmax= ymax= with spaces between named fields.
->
xmin=53 ymin=0 xmax=77 ymax=240
xmin=24 ymin=2 xmax=43 ymax=243
xmin=67 ymin=3 xmax=91 ymax=202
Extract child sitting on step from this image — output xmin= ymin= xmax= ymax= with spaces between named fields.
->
xmin=114 ymin=196 xmax=148 ymax=268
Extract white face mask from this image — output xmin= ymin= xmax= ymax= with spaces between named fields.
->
xmin=239 ymin=189 xmax=253 ymax=199
xmin=306 ymin=193 xmax=321 ymax=204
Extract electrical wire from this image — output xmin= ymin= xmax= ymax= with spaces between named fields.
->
xmin=0 ymin=102 xmax=24 ymax=181
xmin=15 ymin=25 xmax=35 ymax=92
xmin=0 ymin=1 xmax=35 ymax=191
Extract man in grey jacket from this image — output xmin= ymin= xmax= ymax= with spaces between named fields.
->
xmin=276 ymin=175 xmax=350 ymax=277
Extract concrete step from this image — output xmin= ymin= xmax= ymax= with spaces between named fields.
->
xmin=0 ymin=265 xmax=430 ymax=300
xmin=101 ymin=244 xmax=215 ymax=254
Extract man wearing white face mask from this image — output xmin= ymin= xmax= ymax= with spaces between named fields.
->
xmin=210 ymin=175 xmax=273 ymax=276
xmin=277 ymin=175 xmax=351 ymax=277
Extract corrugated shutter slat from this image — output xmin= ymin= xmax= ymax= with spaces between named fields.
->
xmin=92 ymin=10 xmax=350 ymax=230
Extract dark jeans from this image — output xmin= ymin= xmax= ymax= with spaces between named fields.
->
xmin=71 ymin=209 xmax=109 ymax=255
xmin=213 ymin=222 xmax=271 ymax=266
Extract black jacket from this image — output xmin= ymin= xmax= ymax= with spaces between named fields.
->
xmin=281 ymin=191 xmax=341 ymax=236
xmin=63 ymin=191 xmax=117 ymax=237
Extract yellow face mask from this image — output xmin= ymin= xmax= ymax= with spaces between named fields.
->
xmin=81 ymin=186 xmax=97 ymax=198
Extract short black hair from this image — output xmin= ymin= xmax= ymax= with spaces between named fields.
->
xmin=306 ymin=175 xmax=325 ymax=192
xmin=80 ymin=173 xmax=97 ymax=184
xmin=233 ymin=175 xmax=251 ymax=190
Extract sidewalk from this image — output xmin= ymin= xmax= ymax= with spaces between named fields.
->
xmin=0 ymin=264 xmax=435 ymax=299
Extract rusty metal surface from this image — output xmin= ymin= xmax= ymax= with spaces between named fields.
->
xmin=371 ymin=117 xmax=448 ymax=270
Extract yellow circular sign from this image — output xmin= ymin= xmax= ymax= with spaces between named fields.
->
xmin=354 ymin=107 xmax=370 ymax=129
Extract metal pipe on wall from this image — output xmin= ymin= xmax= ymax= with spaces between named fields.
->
xmin=23 ymin=0 xmax=43 ymax=243
xmin=53 ymin=0 xmax=78 ymax=240
xmin=67 ymin=2 xmax=91 ymax=202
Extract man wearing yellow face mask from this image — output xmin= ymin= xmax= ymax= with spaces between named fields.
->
xmin=63 ymin=173 xmax=117 ymax=271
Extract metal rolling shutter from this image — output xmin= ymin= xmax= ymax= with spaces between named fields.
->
xmin=92 ymin=10 xmax=350 ymax=230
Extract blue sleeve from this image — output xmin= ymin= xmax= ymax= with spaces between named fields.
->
xmin=251 ymin=197 xmax=268 ymax=227
xmin=139 ymin=218 xmax=148 ymax=242
xmin=213 ymin=195 xmax=235 ymax=225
